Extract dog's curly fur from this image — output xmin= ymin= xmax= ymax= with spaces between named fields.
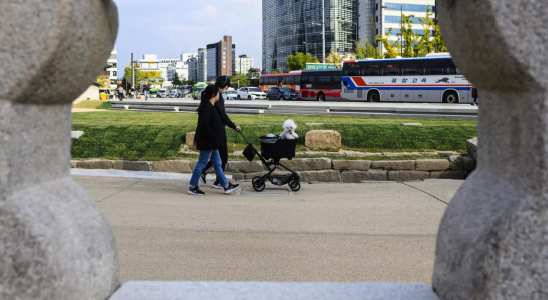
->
xmin=280 ymin=119 xmax=298 ymax=140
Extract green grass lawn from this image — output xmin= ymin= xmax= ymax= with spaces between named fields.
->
xmin=72 ymin=111 xmax=477 ymax=161
xmin=73 ymin=100 xmax=112 ymax=109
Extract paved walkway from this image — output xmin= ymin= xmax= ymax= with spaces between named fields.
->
xmin=74 ymin=175 xmax=462 ymax=284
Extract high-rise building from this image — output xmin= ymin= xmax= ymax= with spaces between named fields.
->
xmin=181 ymin=52 xmax=198 ymax=82
xmin=358 ymin=0 xmax=436 ymax=53
xmin=106 ymin=49 xmax=117 ymax=90
xmin=206 ymin=36 xmax=235 ymax=82
xmin=197 ymin=48 xmax=207 ymax=83
xmin=262 ymin=0 xmax=358 ymax=74
xmin=235 ymin=56 xmax=254 ymax=74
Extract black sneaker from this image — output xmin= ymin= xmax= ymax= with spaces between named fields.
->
xmin=212 ymin=181 xmax=224 ymax=189
xmin=200 ymin=173 xmax=207 ymax=184
xmin=224 ymin=183 xmax=240 ymax=194
xmin=188 ymin=186 xmax=205 ymax=196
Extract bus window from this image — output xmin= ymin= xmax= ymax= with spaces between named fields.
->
xmin=423 ymin=60 xmax=444 ymax=75
xmin=268 ymin=77 xmax=278 ymax=85
xmin=444 ymin=60 xmax=461 ymax=75
xmin=285 ymin=76 xmax=295 ymax=84
xmin=295 ymin=76 xmax=301 ymax=84
xmin=301 ymin=76 xmax=309 ymax=83
xmin=260 ymin=77 xmax=266 ymax=85
xmin=343 ymin=63 xmax=360 ymax=76
xmin=381 ymin=62 xmax=400 ymax=76
xmin=333 ymin=75 xmax=341 ymax=84
xmin=318 ymin=76 xmax=332 ymax=83
xmin=308 ymin=76 xmax=317 ymax=83
xmin=363 ymin=63 xmax=381 ymax=76
xmin=401 ymin=61 xmax=423 ymax=75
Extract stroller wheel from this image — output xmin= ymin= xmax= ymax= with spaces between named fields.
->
xmin=252 ymin=176 xmax=266 ymax=192
xmin=289 ymin=180 xmax=301 ymax=192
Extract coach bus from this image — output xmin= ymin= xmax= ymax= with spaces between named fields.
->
xmin=300 ymin=69 xmax=343 ymax=101
xmin=259 ymin=71 xmax=302 ymax=94
xmin=341 ymin=53 xmax=474 ymax=103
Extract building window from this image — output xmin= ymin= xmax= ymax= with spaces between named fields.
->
xmin=376 ymin=3 xmax=378 ymax=10
xmin=376 ymin=16 xmax=379 ymax=22
xmin=383 ymin=3 xmax=435 ymax=12
xmin=113 ymin=71 xmax=117 ymax=77
xmin=109 ymin=54 xmax=116 ymax=60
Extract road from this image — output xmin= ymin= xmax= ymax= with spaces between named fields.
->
xmin=75 ymin=175 xmax=461 ymax=284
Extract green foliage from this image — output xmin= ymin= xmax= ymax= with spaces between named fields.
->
xmin=416 ymin=6 xmax=436 ymax=56
xmin=286 ymin=52 xmax=320 ymax=72
xmin=383 ymin=6 xmax=447 ymax=58
xmin=376 ymin=29 xmax=399 ymax=59
xmin=354 ymin=40 xmax=383 ymax=59
xmin=271 ymin=70 xmax=280 ymax=74
xmin=95 ymin=76 xmax=106 ymax=88
xmin=323 ymin=51 xmax=345 ymax=66
xmin=172 ymin=72 xmax=182 ymax=87
xmin=231 ymin=74 xmax=247 ymax=88
xmin=433 ymin=23 xmax=448 ymax=52
xmin=186 ymin=79 xmax=195 ymax=86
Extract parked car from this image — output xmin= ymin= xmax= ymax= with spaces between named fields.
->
xmin=168 ymin=90 xmax=177 ymax=98
xmin=225 ymin=90 xmax=239 ymax=100
xmin=158 ymin=89 xmax=168 ymax=98
xmin=266 ymin=87 xmax=300 ymax=100
xmin=237 ymin=87 xmax=267 ymax=100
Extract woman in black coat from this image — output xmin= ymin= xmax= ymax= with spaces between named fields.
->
xmin=188 ymin=85 xmax=240 ymax=196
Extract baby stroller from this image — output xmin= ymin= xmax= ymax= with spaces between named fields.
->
xmin=239 ymin=132 xmax=301 ymax=192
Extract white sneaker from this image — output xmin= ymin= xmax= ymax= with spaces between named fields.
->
xmin=224 ymin=183 xmax=240 ymax=194
xmin=212 ymin=181 xmax=224 ymax=189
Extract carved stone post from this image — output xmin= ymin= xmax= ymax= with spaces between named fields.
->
xmin=433 ymin=1 xmax=548 ymax=299
xmin=0 ymin=1 xmax=120 ymax=299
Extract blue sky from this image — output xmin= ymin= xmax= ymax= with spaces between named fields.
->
xmin=113 ymin=0 xmax=262 ymax=77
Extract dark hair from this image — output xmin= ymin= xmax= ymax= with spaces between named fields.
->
xmin=197 ymin=85 xmax=219 ymax=114
xmin=215 ymin=76 xmax=230 ymax=89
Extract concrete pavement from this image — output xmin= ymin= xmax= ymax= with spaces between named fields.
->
xmin=74 ymin=175 xmax=462 ymax=284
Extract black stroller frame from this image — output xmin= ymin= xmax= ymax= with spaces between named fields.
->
xmin=239 ymin=132 xmax=301 ymax=192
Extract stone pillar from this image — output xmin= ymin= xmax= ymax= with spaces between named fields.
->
xmin=433 ymin=1 xmax=548 ymax=299
xmin=0 ymin=1 xmax=120 ymax=300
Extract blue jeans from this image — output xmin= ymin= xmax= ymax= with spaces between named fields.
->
xmin=190 ymin=149 xmax=228 ymax=187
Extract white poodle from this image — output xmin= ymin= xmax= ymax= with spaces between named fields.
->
xmin=281 ymin=119 xmax=299 ymax=140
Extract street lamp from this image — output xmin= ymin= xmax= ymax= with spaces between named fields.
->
xmin=382 ymin=5 xmax=404 ymax=57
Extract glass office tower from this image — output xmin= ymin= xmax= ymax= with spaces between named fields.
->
xmin=262 ymin=0 xmax=358 ymax=74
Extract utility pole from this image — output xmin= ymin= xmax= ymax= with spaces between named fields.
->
xmin=322 ymin=0 xmax=326 ymax=62
xmin=400 ymin=7 xmax=403 ymax=57
xmin=131 ymin=53 xmax=134 ymax=89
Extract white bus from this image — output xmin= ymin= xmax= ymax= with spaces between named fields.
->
xmin=341 ymin=53 xmax=474 ymax=103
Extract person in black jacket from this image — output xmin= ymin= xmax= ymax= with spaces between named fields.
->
xmin=189 ymin=85 xmax=240 ymax=196
xmin=199 ymin=76 xmax=241 ymax=189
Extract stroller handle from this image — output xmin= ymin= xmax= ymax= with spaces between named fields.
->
xmin=238 ymin=130 xmax=252 ymax=145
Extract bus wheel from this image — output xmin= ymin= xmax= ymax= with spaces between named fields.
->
xmin=368 ymin=90 xmax=380 ymax=102
xmin=318 ymin=93 xmax=326 ymax=102
xmin=443 ymin=91 xmax=459 ymax=104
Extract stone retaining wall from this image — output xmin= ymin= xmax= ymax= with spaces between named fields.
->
xmin=72 ymin=155 xmax=476 ymax=183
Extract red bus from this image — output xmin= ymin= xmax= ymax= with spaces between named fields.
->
xmin=300 ymin=69 xmax=343 ymax=102
xmin=259 ymin=71 xmax=302 ymax=94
